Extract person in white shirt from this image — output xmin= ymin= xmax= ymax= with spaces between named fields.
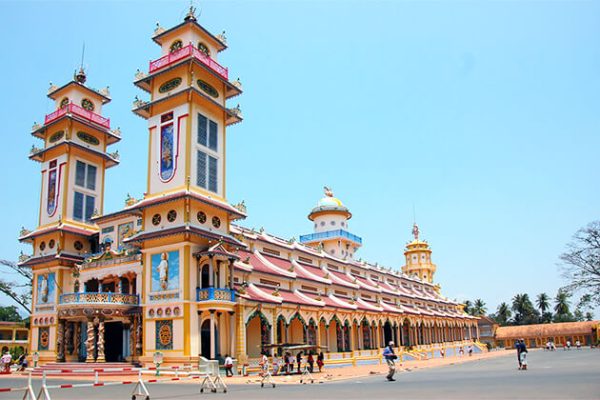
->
xmin=223 ymin=354 xmax=233 ymax=377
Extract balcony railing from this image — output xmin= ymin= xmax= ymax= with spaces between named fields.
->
xmin=196 ymin=287 xmax=235 ymax=302
xmin=59 ymin=292 xmax=139 ymax=306
xmin=149 ymin=44 xmax=229 ymax=80
xmin=44 ymin=103 xmax=110 ymax=129
xmin=299 ymin=229 xmax=363 ymax=245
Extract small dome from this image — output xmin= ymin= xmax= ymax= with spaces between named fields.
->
xmin=316 ymin=196 xmax=344 ymax=208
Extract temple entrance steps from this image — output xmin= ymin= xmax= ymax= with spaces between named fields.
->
xmin=26 ymin=362 xmax=141 ymax=377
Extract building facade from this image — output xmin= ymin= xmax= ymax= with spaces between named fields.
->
xmin=20 ymin=8 xmax=478 ymax=367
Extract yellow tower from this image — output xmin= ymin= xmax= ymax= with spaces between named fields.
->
xmin=402 ymin=223 xmax=437 ymax=283
xmin=20 ymin=69 xmax=119 ymax=362
xmin=129 ymin=7 xmax=245 ymax=364
xmin=300 ymin=187 xmax=362 ymax=259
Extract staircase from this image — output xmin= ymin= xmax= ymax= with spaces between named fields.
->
xmin=27 ymin=362 xmax=141 ymax=377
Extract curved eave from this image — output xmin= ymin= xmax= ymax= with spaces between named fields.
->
xmin=91 ymin=208 xmax=143 ymax=224
xmin=29 ymin=141 xmax=120 ymax=168
xmin=134 ymin=58 xmax=242 ymax=99
xmin=18 ymin=252 xmax=85 ymax=267
xmin=19 ymin=224 xmax=97 ymax=243
xmin=48 ymin=81 xmax=111 ymax=104
xmin=308 ymin=208 xmax=352 ymax=221
xmin=124 ymin=224 xmax=244 ymax=248
xmin=132 ymin=88 xmax=242 ymax=126
xmin=31 ymin=114 xmax=119 ymax=144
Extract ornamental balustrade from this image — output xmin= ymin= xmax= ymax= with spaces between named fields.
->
xmin=148 ymin=44 xmax=229 ymax=80
xmin=59 ymin=292 xmax=139 ymax=306
xmin=299 ymin=229 xmax=363 ymax=245
xmin=196 ymin=287 xmax=235 ymax=302
xmin=44 ymin=103 xmax=110 ymax=129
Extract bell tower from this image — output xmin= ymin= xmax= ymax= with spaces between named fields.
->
xmin=133 ymin=6 xmax=242 ymax=200
xmin=402 ymin=223 xmax=437 ymax=283
xmin=299 ymin=187 xmax=362 ymax=259
xmin=20 ymin=69 xmax=120 ymax=363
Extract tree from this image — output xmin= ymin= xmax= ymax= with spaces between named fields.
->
xmin=463 ymin=300 xmax=473 ymax=316
xmin=0 ymin=259 xmax=32 ymax=313
xmin=511 ymin=293 xmax=539 ymax=325
xmin=0 ymin=306 xmax=23 ymax=322
xmin=585 ymin=312 xmax=594 ymax=321
xmin=472 ymin=299 xmax=487 ymax=316
xmin=553 ymin=290 xmax=575 ymax=322
xmin=536 ymin=293 xmax=550 ymax=314
xmin=494 ymin=302 xmax=512 ymax=325
xmin=560 ymin=221 xmax=600 ymax=305
xmin=554 ymin=289 xmax=571 ymax=316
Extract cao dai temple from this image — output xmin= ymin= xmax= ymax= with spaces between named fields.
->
xmin=19 ymin=8 xmax=479 ymax=368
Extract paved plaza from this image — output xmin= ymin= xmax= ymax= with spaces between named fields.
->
xmin=0 ymin=349 xmax=598 ymax=399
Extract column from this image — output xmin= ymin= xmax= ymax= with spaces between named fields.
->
xmin=229 ymin=258 xmax=235 ymax=289
xmin=209 ymin=310 xmax=216 ymax=359
xmin=97 ymin=320 xmax=105 ymax=362
xmin=229 ymin=311 xmax=235 ymax=356
xmin=86 ymin=319 xmax=96 ymax=362
xmin=56 ymin=320 xmax=65 ymax=362
xmin=73 ymin=323 xmax=80 ymax=360
xmin=316 ymin=321 xmax=322 ymax=349
xmin=236 ymin=305 xmax=245 ymax=361
xmin=209 ymin=256 xmax=214 ymax=287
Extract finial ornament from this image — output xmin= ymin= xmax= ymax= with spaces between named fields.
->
xmin=412 ymin=223 xmax=420 ymax=241
xmin=74 ymin=67 xmax=87 ymax=84
xmin=184 ymin=4 xmax=197 ymax=21
xmin=324 ymin=186 xmax=334 ymax=197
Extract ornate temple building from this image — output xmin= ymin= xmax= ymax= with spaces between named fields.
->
xmin=19 ymin=8 xmax=478 ymax=367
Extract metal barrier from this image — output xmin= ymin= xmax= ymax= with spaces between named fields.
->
xmin=28 ymin=365 xmax=227 ymax=400
xmin=0 ymin=371 xmax=35 ymax=399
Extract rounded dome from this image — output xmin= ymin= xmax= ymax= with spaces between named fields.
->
xmin=316 ymin=196 xmax=344 ymax=208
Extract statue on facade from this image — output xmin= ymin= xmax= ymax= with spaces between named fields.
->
xmin=157 ymin=252 xmax=169 ymax=290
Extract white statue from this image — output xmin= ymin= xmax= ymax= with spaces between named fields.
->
xmin=40 ymin=275 xmax=49 ymax=303
xmin=157 ymin=252 xmax=169 ymax=290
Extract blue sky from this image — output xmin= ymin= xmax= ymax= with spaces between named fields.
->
xmin=1 ymin=1 xmax=598 ymax=316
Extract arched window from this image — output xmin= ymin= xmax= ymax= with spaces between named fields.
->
xmin=200 ymin=264 xmax=210 ymax=288
xmin=60 ymin=97 xmax=70 ymax=109
xmin=170 ymin=40 xmax=183 ymax=53
xmin=197 ymin=42 xmax=210 ymax=56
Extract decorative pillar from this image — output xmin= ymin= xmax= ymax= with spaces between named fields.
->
xmin=236 ymin=304 xmax=246 ymax=361
xmin=73 ymin=323 xmax=80 ymax=360
xmin=229 ymin=258 xmax=235 ymax=289
xmin=56 ymin=320 xmax=65 ymax=362
xmin=65 ymin=322 xmax=73 ymax=356
xmin=209 ymin=310 xmax=216 ymax=359
xmin=208 ymin=256 xmax=214 ymax=287
xmin=136 ymin=315 xmax=143 ymax=357
xmin=97 ymin=319 xmax=105 ymax=362
xmin=85 ymin=319 xmax=96 ymax=362
xmin=229 ymin=311 xmax=235 ymax=356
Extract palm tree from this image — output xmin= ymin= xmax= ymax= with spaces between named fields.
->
xmin=496 ymin=302 xmax=512 ymax=325
xmin=536 ymin=293 xmax=550 ymax=314
xmin=512 ymin=293 xmax=536 ymax=325
xmin=554 ymin=290 xmax=571 ymax=316
xmin=463 ymin=300 xmax=473 ymax=315
xmin=472 ymin=299 xmax=487 ymax=316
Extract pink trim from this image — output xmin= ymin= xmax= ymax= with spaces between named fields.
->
xmin=44 ymin=103 xmax=110 ymax=129
xmin=148 ymin=44 xmax=228 ymax=80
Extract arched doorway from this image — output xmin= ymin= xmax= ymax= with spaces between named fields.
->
xmin=246 ymin=312 xmax=270 ymax=358
xmin=402 ymin=320 xmax=411 ymax=347
xmin=200 ymin=264 xmax=210 ymax=288
xmin=383 ymin=320 xmax=392 ymax=346
xmin=200 ymin=319 xmax=219 ymax=359
xmin=307 ymin=319 xmax=317 ymax=346
xmin=361 ymin=320 xmax=372 ymax=349
xmin=289 ymin=314 xmax=306 ymax=344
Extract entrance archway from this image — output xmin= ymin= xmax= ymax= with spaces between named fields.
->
xmin=104 ymin=322 xmax=123 ymax=362
xmin=200 ymin=319 xmax=219 ymax=359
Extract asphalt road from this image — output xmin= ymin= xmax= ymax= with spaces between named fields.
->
xmin=1 ymin=348 xmax=598 ymax=399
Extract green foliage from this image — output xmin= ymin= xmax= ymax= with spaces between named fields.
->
xmin=494 ymin=302 xmax=512 ymax=325
xmin=0 ymin=306 xmax=23 ymax=322
xmin=9 ymin=346 xmax=25 ymax=360
xmin=554 ymin=289 xmax=571 ymax=317
xmin=511 ymin=293 xmax=540 ymax=325
xmin=536 ymin=293 xmax=550 ymax=314
xmin=472 ymin=299 xmax=487 ymax=316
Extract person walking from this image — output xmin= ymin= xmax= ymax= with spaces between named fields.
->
xmin=382 ymin=341 xmax=398 ymax=381
xmin=307 ymin=351 xmax=315 ymax=373
xmin=223 ymin=354 xmax=234 ymax=377
xmin=519 ymin=339 xmax=529 ymax=370
xmin=296 ymin=351 xmax=303 ymax=374
xmin=576 ymin=339 xmax=581 ymax=350
xmin=467 ymin=345 xmax=473 ymax=357
xmin=515 ymin=340 xmax=522 ymax=370
xmin=317 ymin=351 xmax=324 ymax=372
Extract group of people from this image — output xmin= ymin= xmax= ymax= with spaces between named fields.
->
xmin=0 ymin=352 xmax=27 ymax=374
xmin=458 ymin=345 xmax=474 ymax=357
xmin=515 ymin=339 xmax=528 ymax=370
xmin=256 ymin=350 xmax=325 ymax=377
